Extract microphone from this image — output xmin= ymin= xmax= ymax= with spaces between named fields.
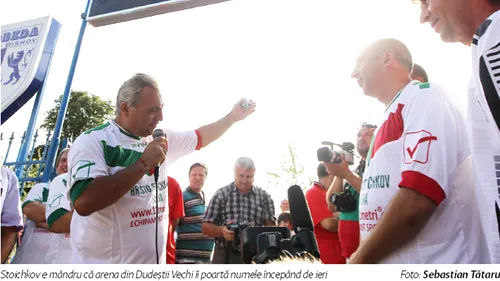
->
xmin=152 ymin=129 xmax=165 ymax=183
xmin=152 ymin=128 xmax=165 ymax=265
xmin=320 ymin=141 xmax=334 ymax=149
xmin=287 ymin=185 xmax=320 ymax=260
xmin=287 ymin=185 xmax=314 ymax=233
xmin=341 ymin=142 xmax=355 ymax=151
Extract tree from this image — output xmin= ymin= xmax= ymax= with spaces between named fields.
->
xmin=41 ymin=91 xmax=114 ymax=140
xmin=266 ymin=142 xmax=315 ymax=192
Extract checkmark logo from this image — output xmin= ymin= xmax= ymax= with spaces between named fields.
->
xmin=403 ymin=130 xmax=437 ymax=164
xmin=406 ymin=136 xmax=437 ymax=158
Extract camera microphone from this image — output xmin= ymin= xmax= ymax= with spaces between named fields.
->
xmin=287 ymin=185 xmax=314 ymax=233
xmin=287 ymin=185 xmax=320 ymax=259
xmin=320 ymin=141 xmax=334 ymax=148
xmin=341 ymin=142 xmax=355 ymax=151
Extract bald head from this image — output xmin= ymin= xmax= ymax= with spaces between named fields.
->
xmin=363 ymin=38 xmax=413 ymax=72
xmin=352 ymin=38 xmax=414 ymax=105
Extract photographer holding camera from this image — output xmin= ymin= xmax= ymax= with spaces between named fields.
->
xmin=202 ymin=157 xmax=276 ymax=264
xmin=324 ymin=123 xmax=376 ymax=261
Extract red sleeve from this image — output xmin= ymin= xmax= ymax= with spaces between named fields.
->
xmin=305 ymin=187 xmax=333 ymax=227
xmin=194 ymin=129 xmax=203 ymax=150
xmin=399 ymin=170 xmax=445 ymax=205
xmin=168 ymin=177 xmax=185 ymax=220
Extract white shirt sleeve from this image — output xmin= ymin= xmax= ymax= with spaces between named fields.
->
xmin=67 ymin=133 xmax=109 ymax=200
xmin=165 ymin=129 xmax=201 ymax=165
xmin=1 ymin=168 xmax=23 ymax=230
xmin=398 ymin=83 xmax=468 ymax=206
xmin=46 ymin=174 xmax=71 ymax=228
xmin=23 ymin=182 xmax=47 ymax=208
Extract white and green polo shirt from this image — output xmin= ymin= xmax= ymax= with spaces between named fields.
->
xmin=11 ymin=182 xmax=53 ymax=264
xmin=45 ymin=173 xmax=72 ymax=264
xmin=67 ymin=120 xmax=200 ymax=264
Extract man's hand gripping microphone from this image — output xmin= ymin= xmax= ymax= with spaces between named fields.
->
xmin=152 ymin=129 xmax=167 ymax=182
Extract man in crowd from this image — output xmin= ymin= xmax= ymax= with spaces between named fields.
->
xmin=347 ymin=38 xmax=486 ymax=263
xmin=166 ymin=176 xmax=185 ymax=264
xmin=176 ymin=163 xmax=214 ymax=264
xmin=12 ymin=148 xmax=70 ymax=264
xmin=45 ymin=156 xmax=73 ymax=264
xmin=280 ymin=199 xmax=289 ymax=213
xmin=202 ymin=157 xmax=276 ymax=264
xmin=67 ymin=73 xmax=256 ymax=264
xmin=1 ymin=167 xmax=23 ymax=263
xmin=305 ymin=164 xmax=344 ymax=264
xmin=414 ymin=0 xmax=500 ymax=263
xmin=411 ymin=63 xmax=429 ymax=83
xmin=324 ymin=123 xmax=376 ymax=261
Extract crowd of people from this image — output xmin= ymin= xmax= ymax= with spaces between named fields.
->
xmin=1 ymin=0 xmax=500 ymax=264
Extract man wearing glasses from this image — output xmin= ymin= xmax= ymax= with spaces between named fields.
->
xmin=324 ymin=123 xmax=376 ymax=261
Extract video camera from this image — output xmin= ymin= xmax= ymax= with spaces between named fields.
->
xmin=225 ymin=222 xmax=249 ymax=250
xmin=239 ymin=185 xmax=320 ymax=264
xmin=317 ymin=141 xmax=355 ymax=165
xmin=318 ymin=141 xmax=358 ymax=212
xmin=329 ymin=188 xmax=357 ymax=212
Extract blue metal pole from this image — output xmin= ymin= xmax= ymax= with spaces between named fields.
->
xmin=43 ymin=0 xmax=92 ymax=182
xmin=15 ymin=85 xmax=46 ymax=180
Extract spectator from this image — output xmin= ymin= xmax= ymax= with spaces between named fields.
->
xmin=410 ymin=63 xmax=429 ymax=82
xmin=176 ymin=163 xmax=214 ymax=264
xmin=12 ymin=148 xmax=70 ymax=264
xmin=305 ymin=164 xmax=344 ymax=264
xmin=202 ymin=157 xmax=275 ymax=264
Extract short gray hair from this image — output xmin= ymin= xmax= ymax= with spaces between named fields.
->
xmin=115 ymin=73 xmax=159 ymax=116
xmin=56 ymin=147 xmax=70 ymax=167
xmin=234 ymin=157 xmax=255 ymax=170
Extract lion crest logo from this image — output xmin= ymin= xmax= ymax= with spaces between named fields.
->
xmin=2 ymin=49 xmax=33 ymax=85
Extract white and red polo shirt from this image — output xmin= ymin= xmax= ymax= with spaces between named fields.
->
xmin=359 ymin=81 xmax=487 ymax=263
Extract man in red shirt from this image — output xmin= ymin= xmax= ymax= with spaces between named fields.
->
xmin=166 ymin=176 xmax=185 ymax=264
xmin=305 ymin=164 xmax=345 ymax=264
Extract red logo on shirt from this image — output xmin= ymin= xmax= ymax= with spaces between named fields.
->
xmin=403 ymin=130 xmax=437 ymax=164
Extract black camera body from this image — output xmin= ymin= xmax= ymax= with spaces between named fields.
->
xmin=226 ymin=222 xmax=249 ymax=250
xmin=330 ymin=189 xmax=357 ymax=212
xmin=241 ymin=226 xmax=319 ymax=264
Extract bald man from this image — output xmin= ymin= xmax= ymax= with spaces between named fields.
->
xmin=411 ymin=63 xmax=428 ymax=83
xmin=348 ymin=38 xmax=487 ymax=264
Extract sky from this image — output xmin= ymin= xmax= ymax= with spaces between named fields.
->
xmin=0 ymin=0 xmax=472 ymax=212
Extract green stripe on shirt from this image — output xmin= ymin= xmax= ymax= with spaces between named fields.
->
xmin=47 ymin=208 xmax=69 ymax=228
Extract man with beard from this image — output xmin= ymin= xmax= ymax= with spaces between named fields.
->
xmin=324 ymin=123 xmax=376 ymax=261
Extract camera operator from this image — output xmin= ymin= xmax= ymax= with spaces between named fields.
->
xmin=324 ymin=123 xmax=376 ymax=261
xmin=202 ymin=157 xmax=276 ymax=264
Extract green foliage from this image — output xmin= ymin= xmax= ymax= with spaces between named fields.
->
xmin=266 ymin=143 xmax=315 ymax=191
xmin=41 ymin=91 xmax=114 ymax=140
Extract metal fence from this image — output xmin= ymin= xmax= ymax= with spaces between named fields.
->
xmin=1 ymin=130 xmax=70 ymax=193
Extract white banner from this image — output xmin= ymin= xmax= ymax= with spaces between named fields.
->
xmin=1 ymin=264 xmax=500 ymax=281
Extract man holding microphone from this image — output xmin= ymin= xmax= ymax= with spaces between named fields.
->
xmin=67 ymin=73 xmax=255 ymax=264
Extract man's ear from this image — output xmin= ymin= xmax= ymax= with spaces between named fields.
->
xmin=383 ymin=50 xmax=393 ymax=65
xmin=119 ymin=102 xmax=130 ymax=117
